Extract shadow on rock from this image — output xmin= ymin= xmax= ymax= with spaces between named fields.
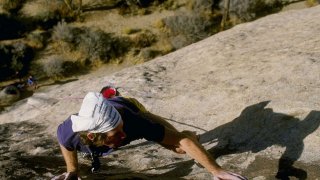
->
xmin=200 ymin=101 xmax=320 ymax=180
xmin=141 ymin=159 xmax=196 ymax=180
xmin=0 ymin=122 xmax=55 ymax=154
xmin=0 ymin=122 xmax=60 ymax=179
xmin=39 ymin=78 xmax=79 ymax=88
xmin=54 ymin=160 xmax=189 ymax=180
xmin=85 ymin=160 xmax=193 ymax=180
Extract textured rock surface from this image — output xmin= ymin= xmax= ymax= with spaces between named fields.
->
xmin=0 ymin=6 xmax=319 ymax=179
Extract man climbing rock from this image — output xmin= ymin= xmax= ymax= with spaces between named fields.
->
xmin=54 ymin=92 xmax=247 ymax=180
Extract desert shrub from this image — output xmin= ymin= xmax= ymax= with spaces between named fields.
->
xmin=62 ymin=60 xmax=84 ymax=76
xmin=187 ymin=0 xmax=213 ymax=13
xmin=158 ymin=0 xmax=181 ymax=10
xmin=118 ymin=0 xmax=164 ymax=16
xmin=222 ymin=0 xmax=283 ymax=22
xmin=117 ymin=2 xmax=143 ymax=16
xmin=52 ymin=20 xmax=74 ymax=43
xmin=11 ymin=43 xmax=27 ymax=70
xmin=155 ymin=37 xmax=174 ymax=54
xmin=41 ymin=55 xmax=87 ymax=79
xmin=26 ymin=30 xmax=49 ymax=50
xmin=129 ymin=30 xmax=156 ymax=48
xmin=153 ymin=19 xmax=165 ymax=29
xmin=20 ymin=0 xmax=73 ymax=27
xmin=0 ymin=0 xmax=26 ymax=14
xmin=138 ymin=47 xmax=160 ymax=61
xmin=51 ymin=22 xmax=130 ymax=65
xmin=41 ymin=55 xmax=66 ymax=79
xmin=0 ymin=42 xmax=34 ymax=81
xmin=163 ymin=13 xmax=213 ymax=49
xmin=248 ymin=0 xmax=283 ymax=20
xmin=51 ymin=20 xmax=77 ymax=54
xmin=78 ymin=29 xmax=114 ymax=62
xmin=168 ymin=35 xmax=189 ymax=50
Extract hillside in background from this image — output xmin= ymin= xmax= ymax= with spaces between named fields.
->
xmin=1 ymin=0 xmax=317 ymax=83
xmin=2 ymin=0 xmax=318 ymax=109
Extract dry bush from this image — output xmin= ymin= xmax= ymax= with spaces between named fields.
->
xmin=129 ymin=30 xmax=156 ymax=48
xmin=153 ymin=19 xmax=165 ymax=29
xmin=51 ymin=21 xmax=130 ymax=66
xmin=77 ymin=28 xmax=118 ymax=64
xmin=248 ymin=0 xmax=283 ymax=20
xmin=158 ymin=0 xmax=182 ymax=10
xmin=51 ymin=20 xmax=76 ymax=55
xmin=78 ymin=29 xmax=130 ymax=65
xmin=0 ymin=42 xmax=33 ymax=81
xmin=26 ymin=30 xmax=48 ymax=50
xmin=118 ymin=0 xmax=160 ymax=16
xmin=222 ymin=0 xmax=284 ymax=23
xmin=52 ymin=20 xmax=74 ymax=43
xmin=36 ymin=54 xmax=83 ymax=80
xmin=187 ymin=0 xmax=213 ymax=13
xmin=20 ymin=0 xmax=72 ymax=22
xmin=160 ymin=0 xmax=223 ymax=50
xmin=138 ymin=47 xmax=160 ymax=61
xmin=155 ymin=38 xmax=174 ymax=54
xmin=0 ymin=0 xmax=25 ymax=13
xmin=41 ymin=55 xmax=67 ymax=79
xmin=162 ymin=12 xmax=213 ymax=49
xmin=11 ymin=42 xmax=27 ymax=70
xmin=158 ymin=0 xmax=221 ymax=50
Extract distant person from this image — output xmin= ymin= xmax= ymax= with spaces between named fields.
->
xmin=27 ymin=75 xmax=38 ymax=90
xmin=54 ymin=92 xmax=247 ymax=180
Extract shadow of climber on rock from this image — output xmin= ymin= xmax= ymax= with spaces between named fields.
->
xmin=199 ymin=101 xmax=320 ymax=180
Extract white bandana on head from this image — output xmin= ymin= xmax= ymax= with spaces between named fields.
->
xmin=71 ymin=92 xmax=122 ymax=133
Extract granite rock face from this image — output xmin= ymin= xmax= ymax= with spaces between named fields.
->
xmin=0 ymin=6 xmax=320 ymax=179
